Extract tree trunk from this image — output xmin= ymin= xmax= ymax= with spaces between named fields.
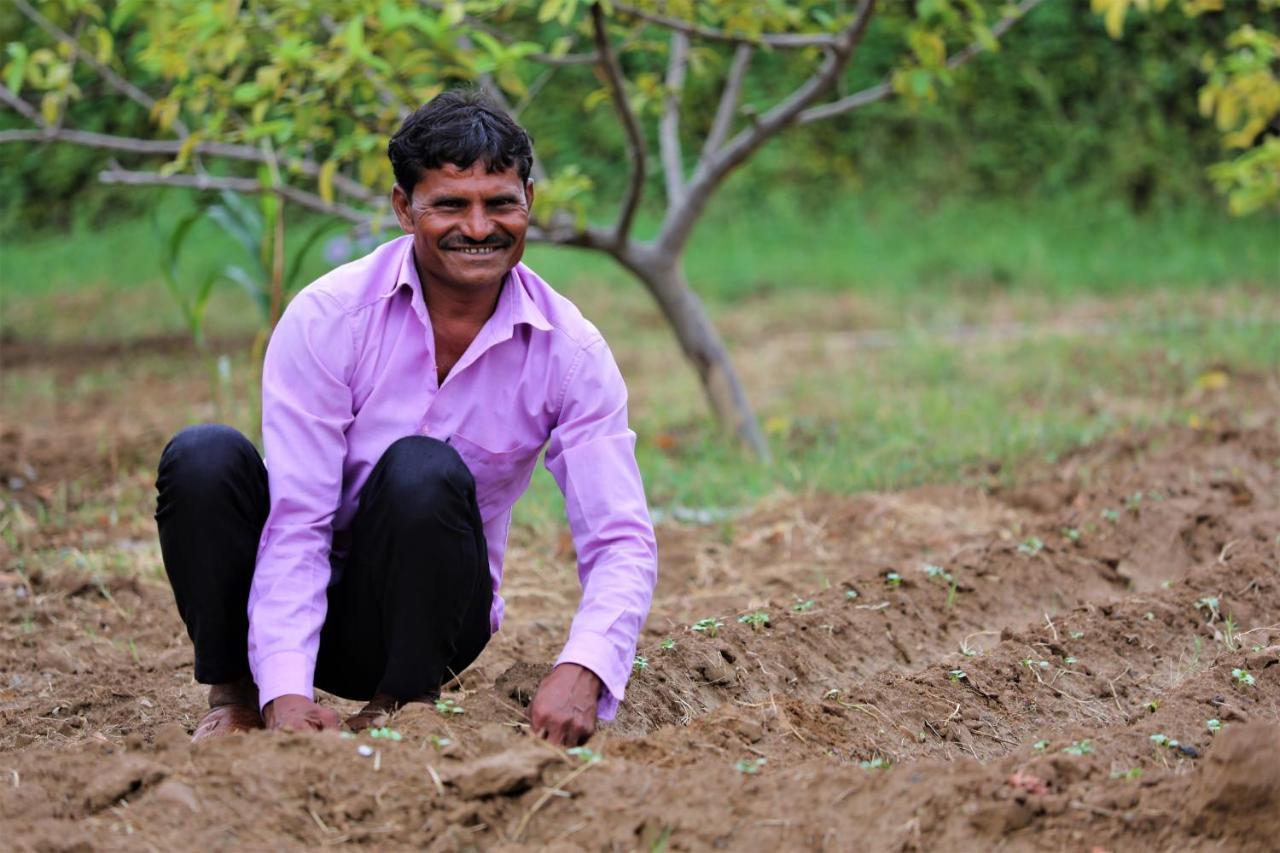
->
xmin=618 ymin=246 xmax=771 ymax=461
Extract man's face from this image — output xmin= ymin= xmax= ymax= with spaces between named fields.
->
xmin=392 ymin=162 xmax=534 ymax=295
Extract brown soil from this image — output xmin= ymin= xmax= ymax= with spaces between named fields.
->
xmin=1 ymin=355 xmax=1278 ymax=851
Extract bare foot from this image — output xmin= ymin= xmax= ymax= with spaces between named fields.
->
xmin=343 ymin=692 xmax=436 ymax=732
xmin=192 ymin=674 xmax=262 ymax=742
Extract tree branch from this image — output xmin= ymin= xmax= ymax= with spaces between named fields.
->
xmin=591 ymin=2 xmax=646 ymax=248
xmin=613 ymin=2 xmax=836 ymax=48
xmin=0 ymin=84 xmax=41 ymax=124
xmin=701 ymin=43 xmax=752 ymax=159
xmin=660 ymin=31 xmax=690 ymax=207
xmin=661 ymin=0 xmax=878 ymax=254
xmin=798 ymin=0 xmax=1048 ymax=125
xmin=0 ymin=125 xmax=378 ymax=203
xmin=98 ymin=168 xmax=372 ymax=223
xmin=12 ymin=0 xmax=190 ymax=137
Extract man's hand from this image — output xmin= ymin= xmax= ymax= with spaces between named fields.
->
xmin=262 ymin=694 xmax=340 ymax=732
xmin=528 ymin=663 xmax=602 ymax=747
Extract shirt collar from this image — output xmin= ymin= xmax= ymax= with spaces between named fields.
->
xmin=390 ymin=237 xmax=553 ymax=335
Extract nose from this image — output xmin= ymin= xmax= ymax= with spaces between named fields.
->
xmin=459 ymin=204 xmax=493 ymax=242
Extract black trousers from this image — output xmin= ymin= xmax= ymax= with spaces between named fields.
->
xmin=155 ymin=424 xmax=493 ymax=702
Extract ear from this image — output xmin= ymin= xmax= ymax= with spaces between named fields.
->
xmin=391 ymin=184 xmax=414 ymax=233
xmin=524 ymin=178 xmax=535 ymax=210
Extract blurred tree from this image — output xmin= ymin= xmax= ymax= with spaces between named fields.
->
xmin=5 ymin=1 xmax=1268 ymax=452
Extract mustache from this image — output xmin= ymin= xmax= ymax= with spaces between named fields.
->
xmin=439 ymin=235 xmax=512 ymax=249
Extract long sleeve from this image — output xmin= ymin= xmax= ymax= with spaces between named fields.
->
xmin=543 ymin=338 xmax=658 ymax=721
xmin=248 ymin=289 xmax=355 ymax=710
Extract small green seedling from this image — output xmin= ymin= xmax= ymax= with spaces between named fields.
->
xmin=859 ymin=757 xmax=889 ymax=770
xmin=1021 ymin=658 xmax=1051 ymax=670
xmin=692 ymin=618 xmax=724 ymax=638
xmin=1032 ymin=740 xmax=1050 ymax=751
xmin=660 ymin=638 xmax=677 ymax=651
xmin=844 ymin=589 xmax=859 ymax=600
xmin=1222 ymin=614 xmax=1239 ymax=651
xmin=1143 ymin=612 xmax=1155 ymax=621
xmin=567 ymin=746 xmax=603 ymax=764
xmin=1062 ymin=740 xmax=1094 ymax=756
xmin=1064 ymin=656 xmax=1079 ymax=665
xmin=633 ymin=655 xmax=649 ymax=671
xmin=1101 ymin=508 xmax=1120 ymax=523
xmin=1069 ymin=631 xmax=1085 ymax=640
xmin=1232 ymin=667 xmax=1256 ymax=686
xmin=368 ymin=727 xmax=402 ymax=741
xmin=1150 ymin=733 xmax=1178 ymax=748
xmin=1111 ymin=767 xmax=1143 ymax=780
xmin=947 ymin=669 xmax=967 ymax=683
xmin=427 ymin=735 xmax=453 ymax=749
xmin=1063 ymin=527 xmax=1081 ymax=543
xmin=1124 ymin=491 xmax=1144 ymax=511
xmin=885 ymin=572 xmax=903 ymax=587
xmin=1146 ymin=700 xmax=1160 ymax=713
xmin=1206 ymin=719 xmax=1222 ymax=734
xmin=922 ymin=564 xmax=954 ymax=583
xmin=1195 ymin=596 xmax=1221 ymax=620
xmin=435 ymin=698 xmax=464 ymax=716
xmin=738 ymin=611 xmax=770 ymax=630
xmin=791 ymin=599 xmax=815 ymax=613
xmin=1017 ymin=537 xmax=1044 ymax=556
xmin=734 ymin=757 xmax=767 ymax=775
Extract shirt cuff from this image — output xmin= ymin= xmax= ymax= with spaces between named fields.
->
xmin=556 ymin=631 xmax=628 ymax=722
xmin=253 ymin=650 xmax=316 ymax=711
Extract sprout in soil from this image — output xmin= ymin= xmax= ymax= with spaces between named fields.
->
xmin=368 ymin=726 xmax=402 ymax=741
xmin=1195 ymin=596 xmax=1221 ymax=620
xmin=922 ymin=564 xmax=953 ymax=583
xmin=1021 ymin=659 xmax=1051 ymax=670
xmin=844 ymin=589 xmax=859 ymax=601
xmin=734 ymin=757 xmax=767 ymax=775
xmin=660 ymin=638 xmax=677 ymax=651
xmin=1207 ymin=719 xmax=1222 ymax=734
xmin=691 ymin=617 xmax=724 ymax=638
xmin=633 ymin=655 xmax=649 ymax=671
xmin=1017 ymin=537 xmax=1044 ymax=556
xmin=567 ymin=746 xmax=603 ymax=764
xmin=1232 ymin=667 xmax=1256 ymax=686
xmin=738 ymin=611 xmax=770 ymax=631
xmin=427 ymin=735 xmax=453 ymax=749
xmin=1061 ymin=740 xmax=1093 ymax=756
xmin=1146 ymin=700 xmax=1160 ymax=713
xmin=859 ymin=757 xmax=889 ymax=770
xmin=1150 ymin=733 xmax=1180 ymax=749
xmin=1101 ymin=508 xmax=1120 ymax=523
xmin=791 ymin=599 xmax=815 ymax=613
xmin=1111 ymin=767 xmax=1143 ymax=781
xmin=947 ymin=669 xmax=967 ymax=683
xmin=885 ymin=572 xmax=903 ymax=587
xmin=435 ymin=698 xmax=464 ymax=716
xmin=1222 ymin=613 xmax=1239 ymax=651
xmin=1064 ymin=656 xmax=1079 ymax=665
xmin=1032 ymin=740 xmax=1050 ymax=751
xmin=1069 ymin=631 xmax=1085 ymax=640
xmin=1063 ymin=527 xmax=1081 ymax=543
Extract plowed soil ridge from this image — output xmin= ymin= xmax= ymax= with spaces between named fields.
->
xmin=1 ymin=388 xmax=1278 ymax=851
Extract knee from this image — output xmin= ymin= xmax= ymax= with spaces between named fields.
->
xmin=373 ymin=436 xmax=475 ymax=521
xmin=157 ymin=425 xmax=260 ymax=498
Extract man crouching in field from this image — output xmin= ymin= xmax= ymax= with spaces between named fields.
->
xmin=154 ymin=90 xmax=657 ymax=746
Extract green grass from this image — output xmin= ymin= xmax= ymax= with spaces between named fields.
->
xmin=2 ymin=191 xmax=1277 ymax=541
xmin=3 ymin=189 xmax=1275 ymax=343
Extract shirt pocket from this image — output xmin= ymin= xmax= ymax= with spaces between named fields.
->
xmin=447 ymin=432 xmax=541 ymax=523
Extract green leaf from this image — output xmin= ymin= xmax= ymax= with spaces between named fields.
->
xmin=5 ymin=43 xmax=29 ymax=94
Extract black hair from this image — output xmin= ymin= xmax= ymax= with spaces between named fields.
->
xmin=387 ymin=89 xmax=534 ymax=195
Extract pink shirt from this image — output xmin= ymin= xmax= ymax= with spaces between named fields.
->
xmin=249 ymin=235 xmax=657 ymax=720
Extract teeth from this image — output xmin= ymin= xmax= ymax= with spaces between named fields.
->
xmin=455 ymin=247 xmax=499 ymax=254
